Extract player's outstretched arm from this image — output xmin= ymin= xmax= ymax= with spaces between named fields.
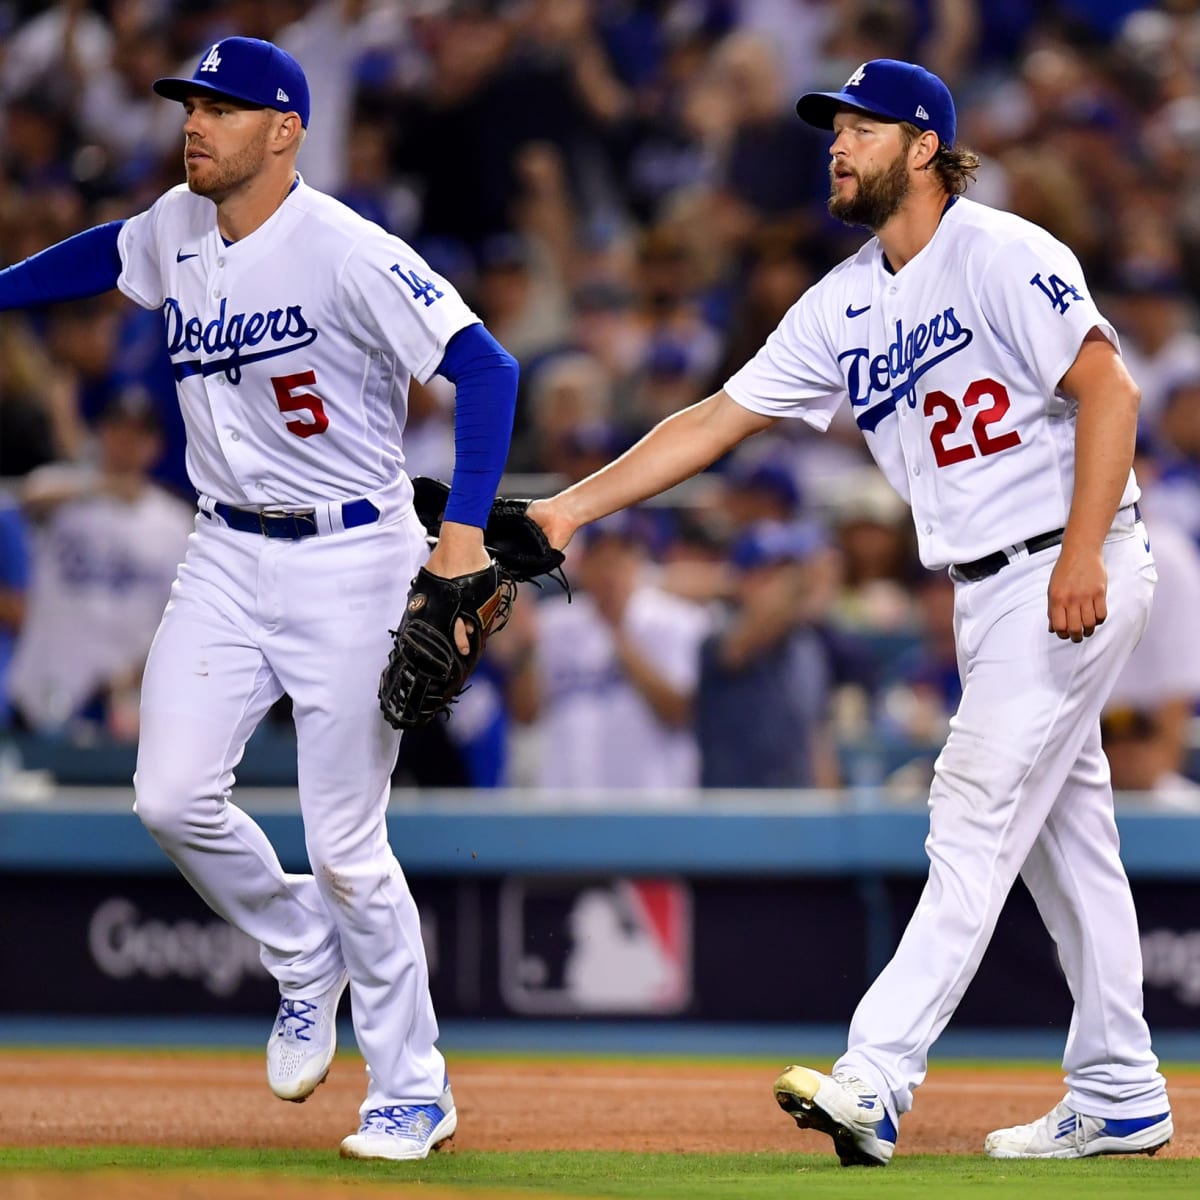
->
xmin=0 ymin=221 xmax=125 ymax=311
xmin=408 ymin=323 xmax=520 ymax=663
xmin=529 ymin=389 xmax=775 ymax=549
xmin=1049 ymin=329 xmax=1140 ymax=643
xmin=425 ymin=324 xmax=520 ymax=585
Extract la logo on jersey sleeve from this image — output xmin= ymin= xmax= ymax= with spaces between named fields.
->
xmin=1029 ymin=271 xmax=1084 ymax=315
xmin=390 ymin=264 xmax=444 ymax=308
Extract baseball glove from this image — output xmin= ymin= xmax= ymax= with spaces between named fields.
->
xmin=378 ymin=561 xmax=515 ymax=730
xmin=411 ymin=476 xmax=569 ymax=592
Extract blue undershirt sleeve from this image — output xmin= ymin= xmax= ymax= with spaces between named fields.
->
xmin=0 ymin=220 xmax=125 ymax=310
xmin=433 ymin=322 xmax=519 ymax=529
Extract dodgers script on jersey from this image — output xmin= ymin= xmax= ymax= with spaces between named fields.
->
xmin=115 ymin=180 xmax=478 ymax=508
xmin=724 ymin=197 xmax=1140 ymax=567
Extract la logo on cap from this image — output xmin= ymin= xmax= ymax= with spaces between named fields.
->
xmin=845 ymin=63 xmax=867 ymax=88
xmin=153 ymin=35 xmax=311 ymax=127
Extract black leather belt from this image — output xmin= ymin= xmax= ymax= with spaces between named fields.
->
xmin=952 ymin=502 xmax=1141 ymax=583
xmin=952 ymin=528 xmax=1065 ymax=582
xmin=206 ymin=497 xmax=380 ymax=540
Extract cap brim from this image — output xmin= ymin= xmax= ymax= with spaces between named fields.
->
xmin=795 ymin=89 xmax=906 ymax=130
xmin=152 ymin=76 xmax=266 ymax=109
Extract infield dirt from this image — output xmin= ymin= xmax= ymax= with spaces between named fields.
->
xmin=1 ymin=1050 xmax=1197 ymax=1158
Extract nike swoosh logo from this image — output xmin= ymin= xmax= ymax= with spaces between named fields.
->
xmin=846 ymin=303 xmax=871 ymax=318
xmin=176 ymin=249 xmax=199 ymax=262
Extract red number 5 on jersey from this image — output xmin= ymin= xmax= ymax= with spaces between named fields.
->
xmin=271 ymin=371 xmax=330 ymax=438
xmin=923 ymin=377 xmax=1021 ymax=468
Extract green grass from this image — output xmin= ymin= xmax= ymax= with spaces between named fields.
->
xmin=1 ymin=1146 xmax=1198 ymax=1199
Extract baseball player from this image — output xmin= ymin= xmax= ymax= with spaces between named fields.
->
xmin=529 ymin=59 xmax=1172 ymax=1162
xmin=0 ymin=37 xmax=519 ymax=1160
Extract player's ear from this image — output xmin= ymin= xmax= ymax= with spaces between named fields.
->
xmin=273 ymin=111 xmax=303 ymax=151
xmin=912 ymin=129 xmax=940 ymax=171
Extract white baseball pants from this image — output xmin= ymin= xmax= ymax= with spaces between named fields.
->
xmin=838 ymin=510 xmax=1169 ymax=1120
xmin=134 ymin=508 xmax=445 ymax=1112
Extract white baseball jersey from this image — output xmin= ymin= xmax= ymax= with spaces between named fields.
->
xmin=8 ymin=466 xmax=193 ymax=729
xmin=116 ymin=179 xmax=478 ymax=507
xmin=726 ymin=197 xmax=1139 ymax=568
xmin=534 ymin=585 xmax=710 ymax=790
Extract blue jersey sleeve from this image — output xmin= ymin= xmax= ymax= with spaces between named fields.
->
xmin=0 ymin=504 xmax=30 ymax=589
xmin=0 ymin=221 xmax=125 ymax=310
xmin=434 ymin=323 xmax=519 ymax=529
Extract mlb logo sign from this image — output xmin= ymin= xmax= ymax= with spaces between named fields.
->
xmin=499 ymin=876 xmax=692 ymax=1014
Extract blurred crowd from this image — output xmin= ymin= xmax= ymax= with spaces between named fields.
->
xmin=3 ymin=0 xmax=1200 ymax=803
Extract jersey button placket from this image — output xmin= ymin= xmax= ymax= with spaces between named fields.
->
xmin=905 ymin=415 xmax=935 ymax=540
xmin=220 ymin=415 xmax=253 ymax=495
xmin=197 ymin=256 xmax=244 ymax=488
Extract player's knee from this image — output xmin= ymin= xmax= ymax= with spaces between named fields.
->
xmin=934 ymin=729 xmax=1033 ymax=800
xmin=309 ymin=853 xmax=401 ymax=914
xmin=132 ymin=762 xmax=215 ymax=843
xmin=133 ymin=785 xmax=184 ymax=843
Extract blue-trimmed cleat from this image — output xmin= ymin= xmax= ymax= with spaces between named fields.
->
xmin=984 ymin=1099 xmax=1172 ymax=1158
xmin=774 ymin=1065 xmax=897 ymax=1166
xmin=340 ymin=1085 xmax=458 ymax=1161
xmin=266 ymin=971 xmax=348 ymax=1102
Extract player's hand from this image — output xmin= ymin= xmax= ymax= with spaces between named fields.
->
xmin=525 ymin=498 xmax=575 ymax=553
xmin=1047 ymin=545 xmax=1107 ymax=643
xmin=424 ymin=521 xmax=492 ymax=655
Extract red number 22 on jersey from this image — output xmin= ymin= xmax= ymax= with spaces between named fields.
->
xmin=923 ymin=377 xmax=1021 ymax=468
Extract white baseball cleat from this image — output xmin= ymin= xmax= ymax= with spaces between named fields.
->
xmin=984 ymin=1099 xmax=1172 ymax=1159
xmin=339 ymin=1086 xmax=458 ymax=1160
xmin=773 ymin=1065 xmax=897 ymax=1166
xmin=266 ymin=970 xmax=349 ymax=1102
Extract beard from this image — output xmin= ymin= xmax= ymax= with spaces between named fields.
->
xmin=828 ymin=148 xmax=911 ymax=229
xmin=185 ymin=126 xmax=270 ymax=201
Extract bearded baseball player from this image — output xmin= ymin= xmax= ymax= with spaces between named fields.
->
xmin=528 ymin=59 xmax=1171 ymax=1163
xmin=0 ymin=37 xmax=520 ymax=1159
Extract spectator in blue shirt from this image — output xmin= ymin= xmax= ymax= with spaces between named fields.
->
xmin=0 ymin=496 xmax=31 ymax=728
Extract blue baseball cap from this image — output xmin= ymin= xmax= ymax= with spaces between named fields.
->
xmin=724 ymin=457 xmax=802 ymax=513
xmin=154 ymin=37 xmax=310 ymax=128
xmin=796 ymin=59 xmax=955 ymax=149
xmin=581 ymin=508 xmax=668 ymax=554
xmin=730 ymin=520 xmax=825 ymax=570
